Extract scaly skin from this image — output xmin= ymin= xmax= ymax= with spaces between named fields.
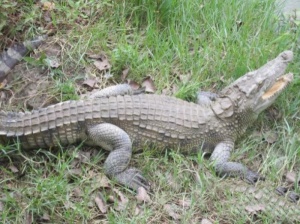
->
xmin=0 ymin=51 xmax=294 ymax=191
xmin=0 ymin=35 xmax=47 ymax=82
xmin=0 ymin=42 xmax=298 ymax=220
xmin=222 ymin=180 xmax=300 ymax=222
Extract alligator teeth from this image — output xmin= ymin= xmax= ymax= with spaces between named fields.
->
xmin=262 ymin=73 xmax=294 ymax=100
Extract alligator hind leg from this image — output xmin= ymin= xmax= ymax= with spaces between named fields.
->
xmin=86 ymin=123 xmax=149 ymax=190
xmin=276 ymin=186 xmax=300 ymax=203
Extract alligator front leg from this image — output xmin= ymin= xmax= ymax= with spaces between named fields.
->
xmin=87 ymin=123 xmax=150 ymax=190
xmin=211 ymin=142 xmax=263 ymax=184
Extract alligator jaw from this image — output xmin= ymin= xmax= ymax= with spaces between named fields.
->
xmin=262 ymin=73 xmax=293 ymax=100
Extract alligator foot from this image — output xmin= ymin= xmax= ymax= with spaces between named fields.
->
xmin=276 ymin=186 xmax=300 ymax=203
xmin=113 ymin=168 xmax=150 ymax=191
xmin=244 ymin=169 xmax=265 ymax=184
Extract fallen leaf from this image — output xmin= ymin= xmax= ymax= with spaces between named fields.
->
xmin=107 ymin=195 xmax=115 ymax=203
xmin=75 ymin=150 xmax=91 ymax=163
xmin=46 ymin=57 xmax=60 ymax=68
xmin=254 ymin=190 xmax=263 ymax=200
xmin=9 ymin=165 xmax=19 ymax=173
xmin=91 ymin=173 xmax=110 ymax=189
xmin=83 ymin=79 xmax=97 ymax=88
xmin=134 ymin=206 xmax=141 ymax=215
xmin=179 ymin=74 xmax=191 ymax=84
xmin=0 ymin=201 xmax=3 ymax=212
xmin=177 ymin=199 xmax=191 ymax=208
xmin=136 ymin=187 xmax=152 ymax=204
xmin=266 ymin=107 xmax=282 ymax=120
xmin=41 ymin=212 xmax=50 ymax=221
xmin=285 ymin=171 xmax=297 ymax=184
xmin=163 ymin=204 xmax=181 ymax=220
xmin=104 ymin=71 xmax=113 ymax=79
xmin=245 ymin=204 xmax=265 ymax=214
xmin=95 ymin=194 xmax=107 ymax=214
xmin=0 ymin=79 xmax=7 ymax=89
xmin=73 ymin=187 xmax=83 ymax=197
xmin=64 ymin=201 xmax=75 ymax=209
xmin=94 ymin=59 xmax=111 ymax=71
xmin=263 ymin=131 xmax=278 ymax=144
xmin=141 ymin=76 xmax=156 ymax=93
xmin=86 ymin=53 xmax=105 ymax=60
xmin=201 ymin=218 xmax=213 ymax=224
xmin=68 ymin=168 xmax=82 ymax=176
xmin=42 ymin=1 xmax=55 ymax=11
xmin=25 ymin=211 xmax=33 ymax=224
xmin=166 ymin=173 xmax=180 ymax=191
xmin=121 ymin=68 xmax=130 ymax=81
xmin=113 ymin=188 xmax=129 ymax=211
xmin=127 ymin=80 xmax=140 ymax=90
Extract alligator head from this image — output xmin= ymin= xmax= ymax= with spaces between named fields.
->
xmin=219 ymin=51 xmax=293 ymax=117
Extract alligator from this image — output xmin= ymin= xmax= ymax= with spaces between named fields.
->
xmin=0 ymin=35 xmax=46 ymax=82
xmin=0 ymin=50 xmax=294 ymax=192
xmin=0 ymin=38 xmax=299 ymax=220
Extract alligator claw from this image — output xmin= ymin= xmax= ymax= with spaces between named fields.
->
xmin=275 ymin=186 xmax=288 ymax=196
xmin=288 ymin=192 xmax=300 ymax=203
xmin=114 ymin=168 xmax=150 ymax=191
xmin=245 ymin=170 xmax=265 ymax=184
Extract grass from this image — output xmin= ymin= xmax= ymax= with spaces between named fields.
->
xmin=0 ymin=0 xmax=300 ymax=223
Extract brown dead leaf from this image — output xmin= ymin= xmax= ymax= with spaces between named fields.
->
xmin=285 ymin=171 xmax=297 ymax=184
xmin=68 ymin=168 xmax=82 ymax=176
xmin=83 ymin=79 xmax=97 ymax=88
xmin=46 ymin=57 xmax=60 ymax=68
xmin=201 ymin=218 xmax=213 ymax=224
xmin=136 ymin=187 xmax=152 ymax=204
xmin=166 ymin=173 xmax=180 ymax=191
xmin=0 ymin=79 xmax=7 ymax=89
xmin=25 ymin=212 xmax=33 ymax=224
xmin=91 ymin=173 xmax=110 ymax=189
xmin=179 ymin=74 xmax=191 ymax=84
xmin=75 ymin=150 xmax=91 ymax=163
xmin=94 ymin=59 xmax=111 ymax=71
xmin=142 ymin=76 xmax=156 ymax=93
xmin=42 ymin=1 xmax=55 ymax=11
xmin=254 ymin=190 xmax=263 ymax=200
xmin=134 ymin=206 xmax=141 ymax=215
xmin=245 ymin=204 xmax=265 ymax=214
xmin=0 ymin=201 xmax=4 ymax=212
xmin=107 ymin=195 xmax=115 ymax=203
xmin=9 ymin=165 xmax=19 ymax=173
xmin=86 ymin=53 xmax=106 ymax=60
xmin=73 ymin=187 xmax=83 ymax=197
xmin=41 ymin=212 xmax=50 ymax=222
xmin=113 ymin=188 xmax=129 ymax=211
xmin=163 ymin=204 xmax=181 ymax=220
xmin=266 ymin=107 xmax=282 ymax=120
xmin=177 ymin=199 xmax=191 ymax=208
xmin=127 ymin=80 xmax=140 ymax=90
xmin=121 ymin=68 xmax=130 ymax=81
xmin=95 ymin=194 xmax=107 ymax=214
xmin=64 ymin=201 xmax=75 ymax=209
xmin=263 ymin=131 xmax=278 ymax=144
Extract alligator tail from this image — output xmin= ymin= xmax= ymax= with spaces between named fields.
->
xmin=0 ymin=35 xmax=47 ymax=82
